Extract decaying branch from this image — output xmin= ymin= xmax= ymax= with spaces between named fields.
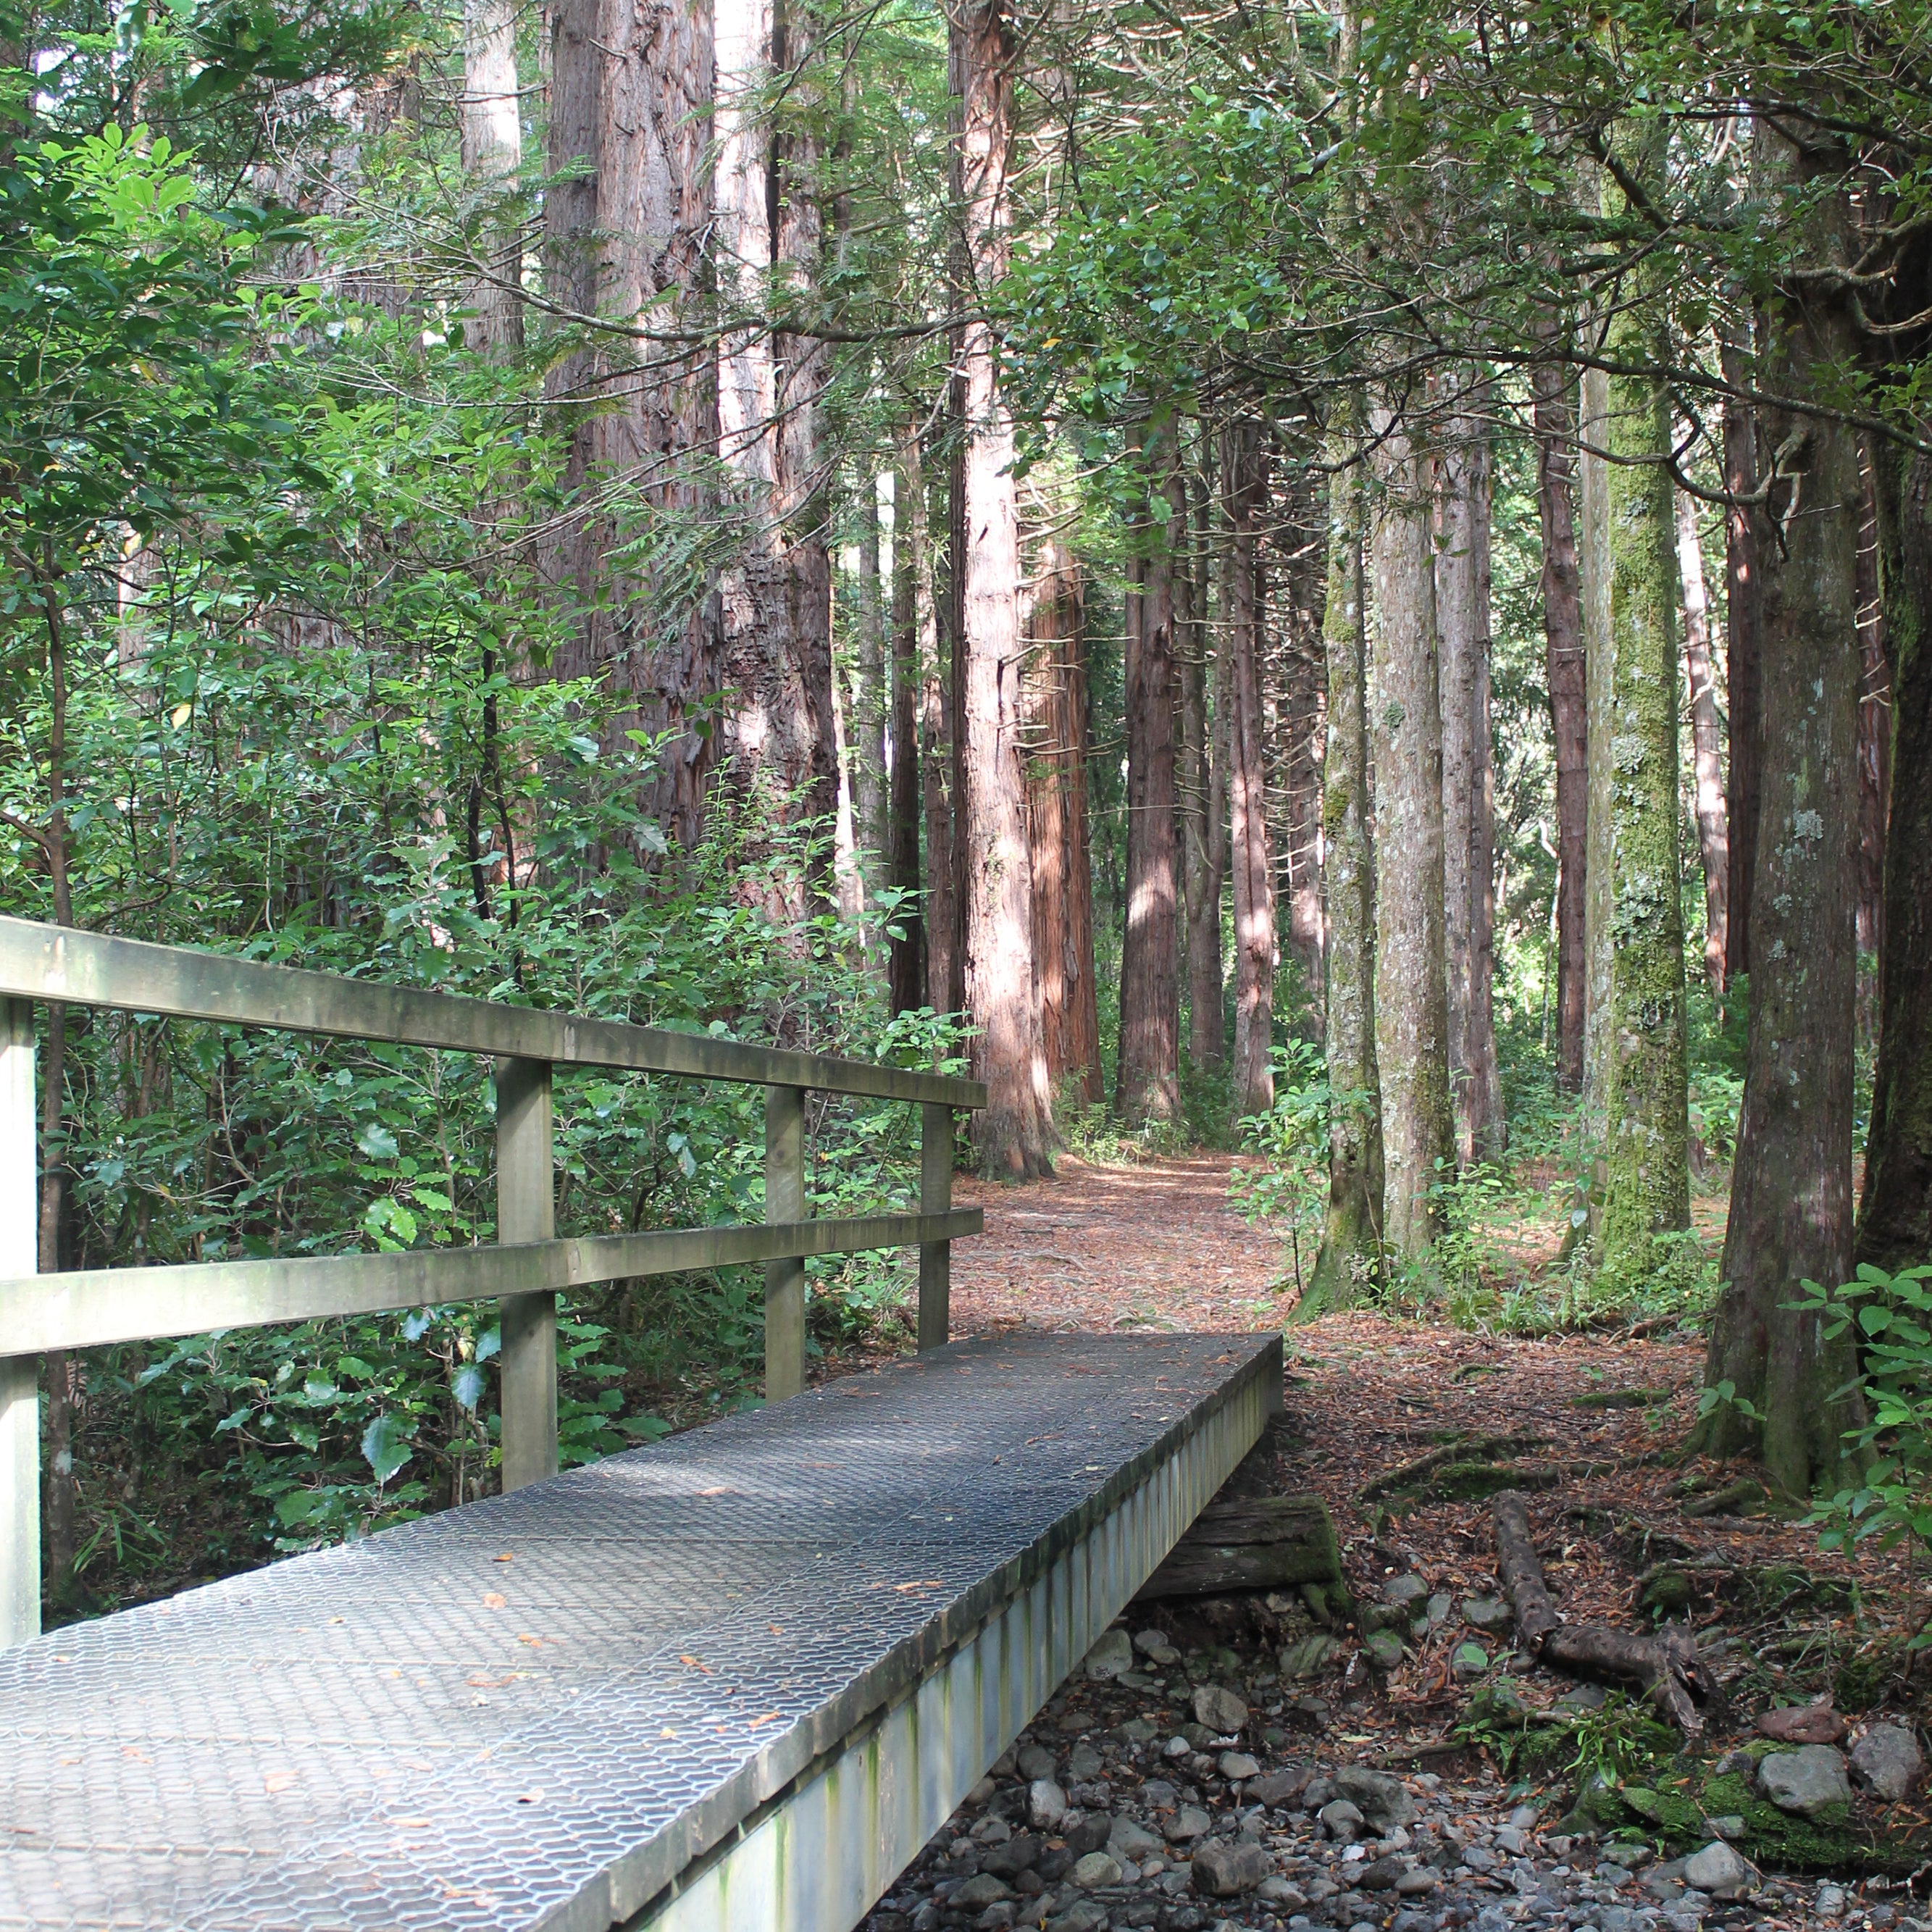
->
xmin=1492 ymin=1489 xmax=1725 ymax=1738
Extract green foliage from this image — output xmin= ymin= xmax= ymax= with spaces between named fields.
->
xmin=1798 ymin=1265 xmax=1932 ymax=1589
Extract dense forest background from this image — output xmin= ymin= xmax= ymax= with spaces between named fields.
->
xmin=3 ymin=0 xmax=1930 ymax=1621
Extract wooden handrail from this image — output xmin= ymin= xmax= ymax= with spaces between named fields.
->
xmin=0 ymin=916 xmax=985 ymax=1108
xmin=0 ymin=919 xmax=984 ymax=1650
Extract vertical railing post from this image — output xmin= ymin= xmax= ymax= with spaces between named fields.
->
xmin=1 ymin=999 xmax=40 ymax=1647
xmin=495 ymin=1056 xmax=556 ymax=1493
xmin=764 ymin=1084 xmax=806 ymax=1402
xmin=918 ymin=1102 xmax=953 ymax=1350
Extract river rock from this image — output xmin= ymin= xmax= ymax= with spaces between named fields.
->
xmin=1065 ymin=1741 xmax=1103 ymax=1781
xmin=1192 ymin=1684 xmax=1248 ymax=1734
xmin=1192 ymin=1840 xmax=1271 ymax=1897
xmin=952 ymin=1873 xmax=1013 ymax=1908
xmin=1758 ymin=1744 xmax=1854 ymax=1817
xmin=1852 ymin=1723 xmax=1924 ymax=1800
xmin=1334 ymin=1765 xmax=1416 ymax=1829
xmin=1082 ymin=1627 xmax=1134 ymax=1681
xmin=1247 ymin=1767 xmax=1311 ymax=1807
xmin=1683 ymin=1841 xmax=1756 ymax=1897
xmin=1068 ymin=1852 xmax=1121 ymax=1889
xmin=1364 ymin=1629 xmax=1405 ymax=1671
xmin=1281 ymin=1634 xmax=1339 ymax=1679
xmin=981 ymin=1833 xmax=1042 ymax=1878
xmin=1108 ymin=1816 xmax=1163 ymax=1859
xmin=1451 ymin=1642 xmax=1490 ymax=1681
xmin=1383 ymin=1574 xmax=1429 ymax=1607
xmin=1757 ymin=1701 xmax=1847 ymax=1746
xmin=1017 ymin=1744 xmax=1058 ymax=1781
xmin=1218 ymin=1751 xmax=1260 ymax=1780
xmin=1028 ymin=1778 xmax=1069 ymax=1830
xmin=1165 ymin=1805 xmax=1213 ymax=1843
xmin=1318 ymin=1799 xmax=1366 ymax=1842
xmin=1463 ymin=1595 xmax=1511 ymax=1631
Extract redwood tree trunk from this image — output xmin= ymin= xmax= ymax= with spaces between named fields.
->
xmin=1721 ymin=346 xmax=1764 ymax=985
xmin=1699 ymin=124 xmax=1865 ymax=1494
xmin=1858 ymin=445 xmax=1932 ymax=1276
xmin=1311 ymin=434 xmax=1384 ymax=1303
xmin=888 ymin=463 xmax=927 ymax=1015
xmin=1224 ymin=422 xmax=1276 ymax=1121
xmin=461 ymin=0 xmax=524 ymax=358
xmin=1532 ymin=361 xmax=1587 ymax=1091
xmin=1855 ymin=442 xmax=1890 ymax=1020
xmin=547 ymin=0 xmax=720 ymax=851
xmin=902 ymin=425 xmax=959 ymax=1018
xmin=1117 ymin=415 xmax=1184 ymax=1124
xmin=1437 ymin=381 xmax=1503 ymax=1165
xmin=955 ymin=0 xmax=1052 ymax=1175
xmin=1179 ymin=433 xmax=1223 ymax=1072
xmin=1368 ymin=406 xmax=1454 ymax=1257
xmin=1025 ymin=544 xmax=1103 ymax=1103
xmin=1676 ymin=488 xmax=1728 ymax=994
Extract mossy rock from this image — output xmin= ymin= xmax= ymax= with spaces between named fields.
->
xmin=1571 ymin=1387 xmax=1673 ymax=1409
xmin=1591 ymin=1761 xmax=1930 ymax=1878
xmin=1423 ymin=1460 xmax=1558 ymax=1502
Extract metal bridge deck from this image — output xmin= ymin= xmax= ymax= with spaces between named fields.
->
xmin=0 ymin=1331 xmax=1281 ymax=1932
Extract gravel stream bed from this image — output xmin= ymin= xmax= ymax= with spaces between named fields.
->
xmin=859 ymin=1626 xmax=1910 ymax=1932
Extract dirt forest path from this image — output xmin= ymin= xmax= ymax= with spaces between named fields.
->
xmin=861 ymin=1155 xmax=1926 ymax=1932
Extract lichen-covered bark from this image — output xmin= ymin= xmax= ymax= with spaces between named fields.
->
xmin=1595 ymin=133 xmax=1691 ymax=1279
xmin=1578 ymin=366 xmax=1614 ymax=1167
xmin=1310 ymin=443 xmax=1384 ymax=1307
xmin=1178 ymin=441 xmax=1224 ymax=1074
xmin=1224 ymin=422 xmax=1276 ymax=1124
xmin=1533 ymin=359 xmax=1587 ymax=1091
xmin=1699 ymin=120 xmax=1866 ymax=1494
xmin=1676 ymin=488 xmax=1728 ymax=993
xmin=1117 ymin=416 xmax=1183 ymax=1125
xmin=1720 ymin=348 xmax=1765 ymax=984
xmin=1437 ymin=382 xmax=1503 ymax=1166
xmin=1368 ymin=408 xmax=1453 ymax=1259
xmin=954 ymin=0 xmax=1053 ymax=1176
xmin=1858 ymin=447 xmax=1932 ymax=1275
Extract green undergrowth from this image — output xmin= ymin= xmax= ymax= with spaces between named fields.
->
xmin=1464 ymin=1688 xmax=1927 ymax=1878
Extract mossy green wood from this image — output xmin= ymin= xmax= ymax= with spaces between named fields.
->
xmin=1310 ymin=438 xmax=1384 ymax=1313
xmin=1594 ymin=127 xmax=1691 ymax=1282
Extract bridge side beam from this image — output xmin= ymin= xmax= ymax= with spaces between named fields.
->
xmin=1 ymin=1000 xmax=38 ymax=1647
xmin=918 ymin=1103 xmax=952 ymax=1350
xmin=765 ymin=1084 xmax=806 ymax=1402
xmin=497 ymin=1055 xmax=558 ymax=1492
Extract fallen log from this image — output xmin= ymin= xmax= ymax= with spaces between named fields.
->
xmin=1358 ymin=1432 xmax=1542 ymax=1502
xmin=1491 ymin=1489 xmax=1723 ymax=1738
xmin=1135 ymin=1493 xmax=1343 ymax=1600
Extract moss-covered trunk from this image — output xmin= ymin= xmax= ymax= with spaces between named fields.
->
xmin=1857 ymin=446 xmax=1932 ymax=1274
xmin=1368 ymin=408 xmax=1454 ymax=1259
xmin=1699 ymin=121 xmax=1865 ymax=1492
xmin=1311 ymin=441 xmax=1384 ymax=1307
xmin=1594 ymin=135 xmax=1691 ymax=1282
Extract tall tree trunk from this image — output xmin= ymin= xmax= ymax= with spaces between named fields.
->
xmin=1117 ymin=414 xmax=1184 ymax=1124
xmin=887 ymin=462 xmax=927 ymax=1015
xmin=1368 ymin=408 xmax=1454 ymax=1258
xmin=1223 ymin=422 xmax=1276 ymax=1123
xmin=1275 ymin=459 xmax=1329 ymax=1028
xmin=1699 ymin=124 xmax=1865 ymax=1494
xmin=546 ymin=0 xmax=720 ymax=852
xmin=1721 ymin=343 xmax=1764 ymax=984
xmin=1676 ymin=488 xmax=1728 ymax=994
xmin=1179 ymin=430 xmax=1223 ymax=1072
xmin=853 ymin=479 xmax=890 ymax=901
xmin=1858 ymin=446 xmax=1932 ymax=1275
xmin=1855 ymin=440 xmax=1891 ymax=1040
xmin=1594 ymin=130 xmax=1691 ymax=1279
xmin=1437 ymin=379 xmax=1503 ymax=1164
xmin=1579 ymin=365 xmax=1615 ymax=1168
xmin=901 ymin=425 xmax=958 ymax=1018
xmin=1312 ymin=440 xmax=1384 ymax=1304
xmin=1533 ymin=360 xmax=1587 ymax=1092
xmin=955 ymin=0 xmax=1052 ymax=1176
xmin=461 ymin=0 xmax=525 ymax=357
xmin=1025 ymin=543 xmax=1103 ymax=1103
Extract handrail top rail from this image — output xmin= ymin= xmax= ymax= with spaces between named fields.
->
xmin=0 ymin=916 xmax=986 ymax=1108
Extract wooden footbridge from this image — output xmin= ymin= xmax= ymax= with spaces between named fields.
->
xmin=0 ymin=918 xmax=1282 ymax=1932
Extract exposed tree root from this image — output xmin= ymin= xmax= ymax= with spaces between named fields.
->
xmin=1492 ymin=1488 xmax=1726 ymax=1738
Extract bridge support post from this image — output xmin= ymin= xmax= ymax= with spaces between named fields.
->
xmin=496 ymin=1057 xmax=557 ymax=1492
xmin=1 ymin=999 xmax=39 ymax=1647
xmin=918 ymin=1103 xmax=952 ymax=1350
xmin=764 ymin=1084 xmax=806 ymax=1402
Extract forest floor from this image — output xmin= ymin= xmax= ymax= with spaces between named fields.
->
xmin=858 ymin=1155 xmax=1931 ymax=1932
